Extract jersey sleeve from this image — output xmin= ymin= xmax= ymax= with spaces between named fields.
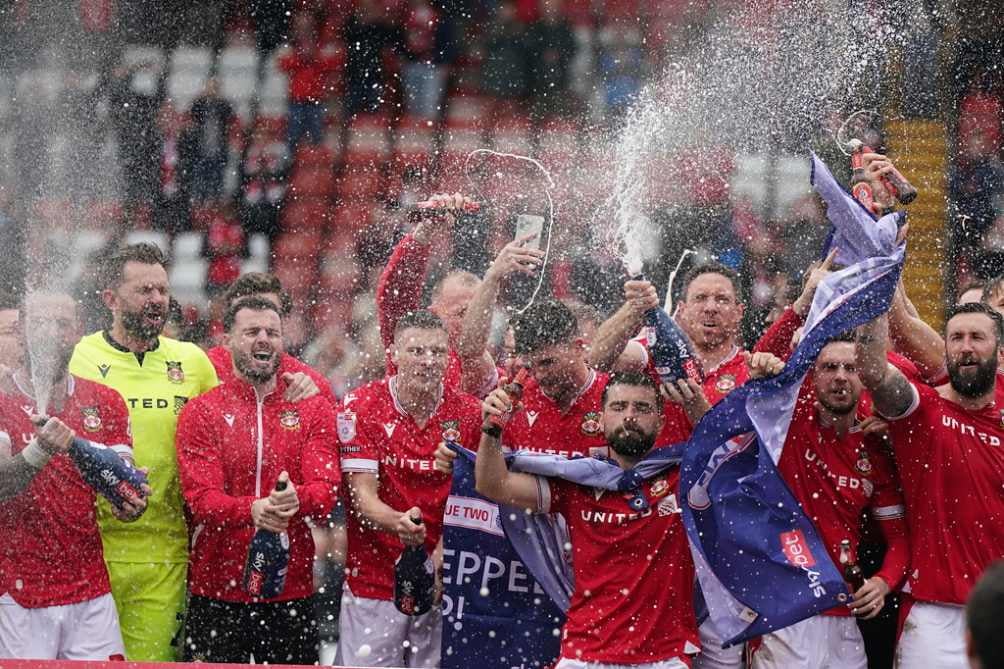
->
xmin=338 ymin=395 xmax=380 ymax=474
xmin=752 ymin=306 xmax=802 ymax=360
xmin=175 ymin=397 xmax=256 ymax=528
xmin=189 ymin=345 xmax=220 ymax=395
xmin=864 ymin=435 xmax=910 ymax=589
xmin=296 ymin=399 xmax=341 ymax=520
xmin=536 ymin=475 xmax=574 ymax=516
xmin=376 ymin=233 xmax=431 ymax=351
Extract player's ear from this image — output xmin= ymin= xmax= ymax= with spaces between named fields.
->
xmin=100 ymin=287 xmax=117 ymax=312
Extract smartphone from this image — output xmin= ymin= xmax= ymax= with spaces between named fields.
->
xmin=514 ymin=214 xmax=545 ymax=250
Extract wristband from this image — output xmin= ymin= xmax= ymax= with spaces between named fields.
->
xmin=21 ymin=439 xmax=52 ymax=469
xmin=481 ymin=424 xmax=502 ymax=439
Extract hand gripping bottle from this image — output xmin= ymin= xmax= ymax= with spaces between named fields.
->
xmin=394 ymin=515 xmax=435 ymax=616
xmin=481 ymin=367 xmax=528 ymax=439
xmin=34 ymin=416 xmax=149 ymax=512
xmin=243 ymin=476 xmax=291 ymax=599
xmin=644 ymin=307 xmax=702 ymax=385
xmin=839 ymin=538 xmax=865 ymax=593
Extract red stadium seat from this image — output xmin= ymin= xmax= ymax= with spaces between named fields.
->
xmin=280 ymin=197 xmax=333 ymax=232
xmin=337 ymin=166 xmax=384 ymax=202
xmin=289 ymin=167 xmax=337 ymax=198
xmin=294 ymin=144 xmax=336 ymax=170
xmin=330 ymin=202 xmax=374 ymax=236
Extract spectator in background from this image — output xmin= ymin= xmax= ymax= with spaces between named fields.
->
xmin=481 ymin=1 xmax=528 ymax=142
xmin=400 ymin=0 xmax=455 ymax=120
xmin=967 ymin=561 xmax=1004 ymax=669
xmin=238 ymin=123 xmax=289 ymax=244
xmin=203 ymin=204 xmax=246 ymax=299
xmin=525 ymin=1 xmax=577 ymax=131
xmin=278 ymin=20 xmax=342 ymax=150
xmin=343 ymin=0 xmax=402 ymax=119
xmin=108 ymin=60 xmax=164 ymax=225
xmin=183 ymin=78 xmax=234 ymax=205
xmin=951 ymin=127 xmax=1004 ymax=278
xmin=155 ymin=103 xmax=192 ymax=237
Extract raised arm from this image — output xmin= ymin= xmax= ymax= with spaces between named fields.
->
xmin=888 ymin=279 xmax=946 ymax=379
xmin=856 ymin=314 xmax=916 ymax=419
xmin=588 ymin=280 xmax=659 ymax=373
xmin=474 ymin=388 xmax=544 ymax=511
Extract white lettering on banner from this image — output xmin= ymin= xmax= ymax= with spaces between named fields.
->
xmin=941 ymin=415 xmax=1002 ymax=447
xmin=381 ymin=454 xmax=436 ymax=471
xmin=441 ymin=548 xmax=546 ymax=604
xmin=443 ymin=495 xmax=505 ymax=536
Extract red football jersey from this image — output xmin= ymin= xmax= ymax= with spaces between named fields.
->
xmin=0 ymin=376 xmax=131 ymax=608
xmin=539 ymin=471 xmax=699 ymax=664
xmin=886 ymin=381 xmax=1004 ymax=604
xmin=206 ymin=345 xmax=337 ymax=407
xmin=338 ymin=377 xmax=482 ymax=601
xmin=701 ymin=346 xmax=749 ymax=405
xmin=778 ymin=388 xmax=908 ymax=614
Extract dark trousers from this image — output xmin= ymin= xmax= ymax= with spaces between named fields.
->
xmin=183 ymin=594 xmax=319 ymax=664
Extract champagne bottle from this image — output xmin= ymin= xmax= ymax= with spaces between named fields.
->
xmin=482 ymin=367 xmax=528 ymax=438
xmin=644 ymin=307 xmax=702 ymax=385
xmin=394 ymin=514 xmax=435 ymax=616
xmin=839 ymin=539 xmax=865 ymax=592
xmin=243 ymin=476 xmax=291 ymax=599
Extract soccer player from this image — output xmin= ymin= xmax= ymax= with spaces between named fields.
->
xmin=68 ymin=243 xmax=218 ymax=661
xmin=474 ymin=371 xmax=701 ymax=668
xmin=175 ymin=297 xmax=340 ymax=663
xmin=856 ymin=303 xmax=1004 ymax=668
xmin=751 ymin=333 xmax=909 ymax=668
xmin=377 ymin=192 xmax=496 ymax=395
xmin=966 ymin=561 xmax=1004 ymax=669
xmin=336 ymin=310 xmax=482 ymax=667
xmin=0 ymin=290 xmax=147 ymax=660
xmin=205 ymin=272 xmax=330 ymax=404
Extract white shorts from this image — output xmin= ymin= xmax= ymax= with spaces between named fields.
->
xmin=335 ymin=585 xmax=441 ymax=667
xmin=692 ymin=617 xmax=743 ymax=669
xmin=895 ymin=601 xmax=967 ymax=669
xmin=555 ymin=657 xmax=689 ymax=669
xmin=751 ymin=615 xmax=865 ymax=669
xmin=0 ymin=592 xmax=125 ymax=660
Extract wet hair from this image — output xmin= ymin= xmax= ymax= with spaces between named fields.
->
xmin=224 ymin=272 xmax=293 ymax=316
xmin=224 ymin=296 xmax=282 ymax=332
xmin=958 ymin=277 xmax=986 ymax=301
xmin=510 ymin=300 xmax=578 ymax=355
xmin=393 ymin=309 xmax=446 ymax=339
xmin=430 ymin=270 xmax=480 ymax=304
xmin=825 ymin=330 xmax=857 ymax=345
xmin=601 ymin=371 xmax=663 ymax=411
xmin=981 ymin=276 xmax=1004 ymax=303
xmin=101 ymin=243 xmax=168 ymax=290
xmin=680 ymin=261 xmax=741 ymax=301
xmin=945 ymin=302 xmax=1004 ymax=344
xmin=966 ymin=561 xmax=1004 ymax=669
xmin=565 ymin=301 xmax=603 ymax=335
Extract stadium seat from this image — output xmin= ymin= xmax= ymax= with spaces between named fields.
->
xmin=337 ymin=166 xmax=384 ymax=202
xmin=281 ymin=198 xmax=333 ymax=232
xmin=218 ymin=45 xmax=260 ymax=120
xmin=173 ymin=231 xmax=204 ymax=260
xmin=294 ymin=144 xmax=337 ymax=170
xmin=289 ymin=167 xmax=337 ymax=198
xmin=330 ymin=203 xmax=374 ymax=236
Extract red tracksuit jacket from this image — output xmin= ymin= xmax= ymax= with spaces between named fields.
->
xmin=176 ymin=376 xmax=340 ymax=603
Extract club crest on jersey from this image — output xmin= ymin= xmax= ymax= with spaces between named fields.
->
xmin=855 ymin=449 xmax=873 ymax=475
xmin=97 ymin=363 xmax=111 ymax=378
xmin=581 ymin=412 xmax=601 ymax=436
xmin=280 ymin=410 xmax=301 ymax=430
xmin=650 ymin=477 xmax=670 ymax=498
xmin=81 ymin=406 xmax=102 ymax=432
xmin=166 ymin=361 xmax=185 ymax=384
xmin=715 ymin=374 xmax=737 ymax=395
xmin=441 ymin=419 xmax=461 ymax=443
xmin=337 ymin=411 xmax=357 ymax=443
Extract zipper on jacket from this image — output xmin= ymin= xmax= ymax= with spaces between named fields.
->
xmin=254 ymin=387 xmax=267 ymax=497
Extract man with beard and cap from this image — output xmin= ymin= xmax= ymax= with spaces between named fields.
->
xmin=336 ymin=310 xmax=481 ymax=668
xmin=68 ymin=243 xmax=218 ymax=661
xmin=175 ymin=296 xmax=340 ymax=664
xmin=0 ymin=290 xmax=147 ymax=660
xmin=750 ymin=333 xmax=909 ymax=669
xmin=472 ymin=371 xmax=701 ymax=668
xmin=856 ymin=303 xmax=1004 ymax=668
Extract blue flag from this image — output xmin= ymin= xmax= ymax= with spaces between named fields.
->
xmin=678 ymin=153 xmax=906 ymax=647
xmin=440 ymin=448 xmax=564 ymax=669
